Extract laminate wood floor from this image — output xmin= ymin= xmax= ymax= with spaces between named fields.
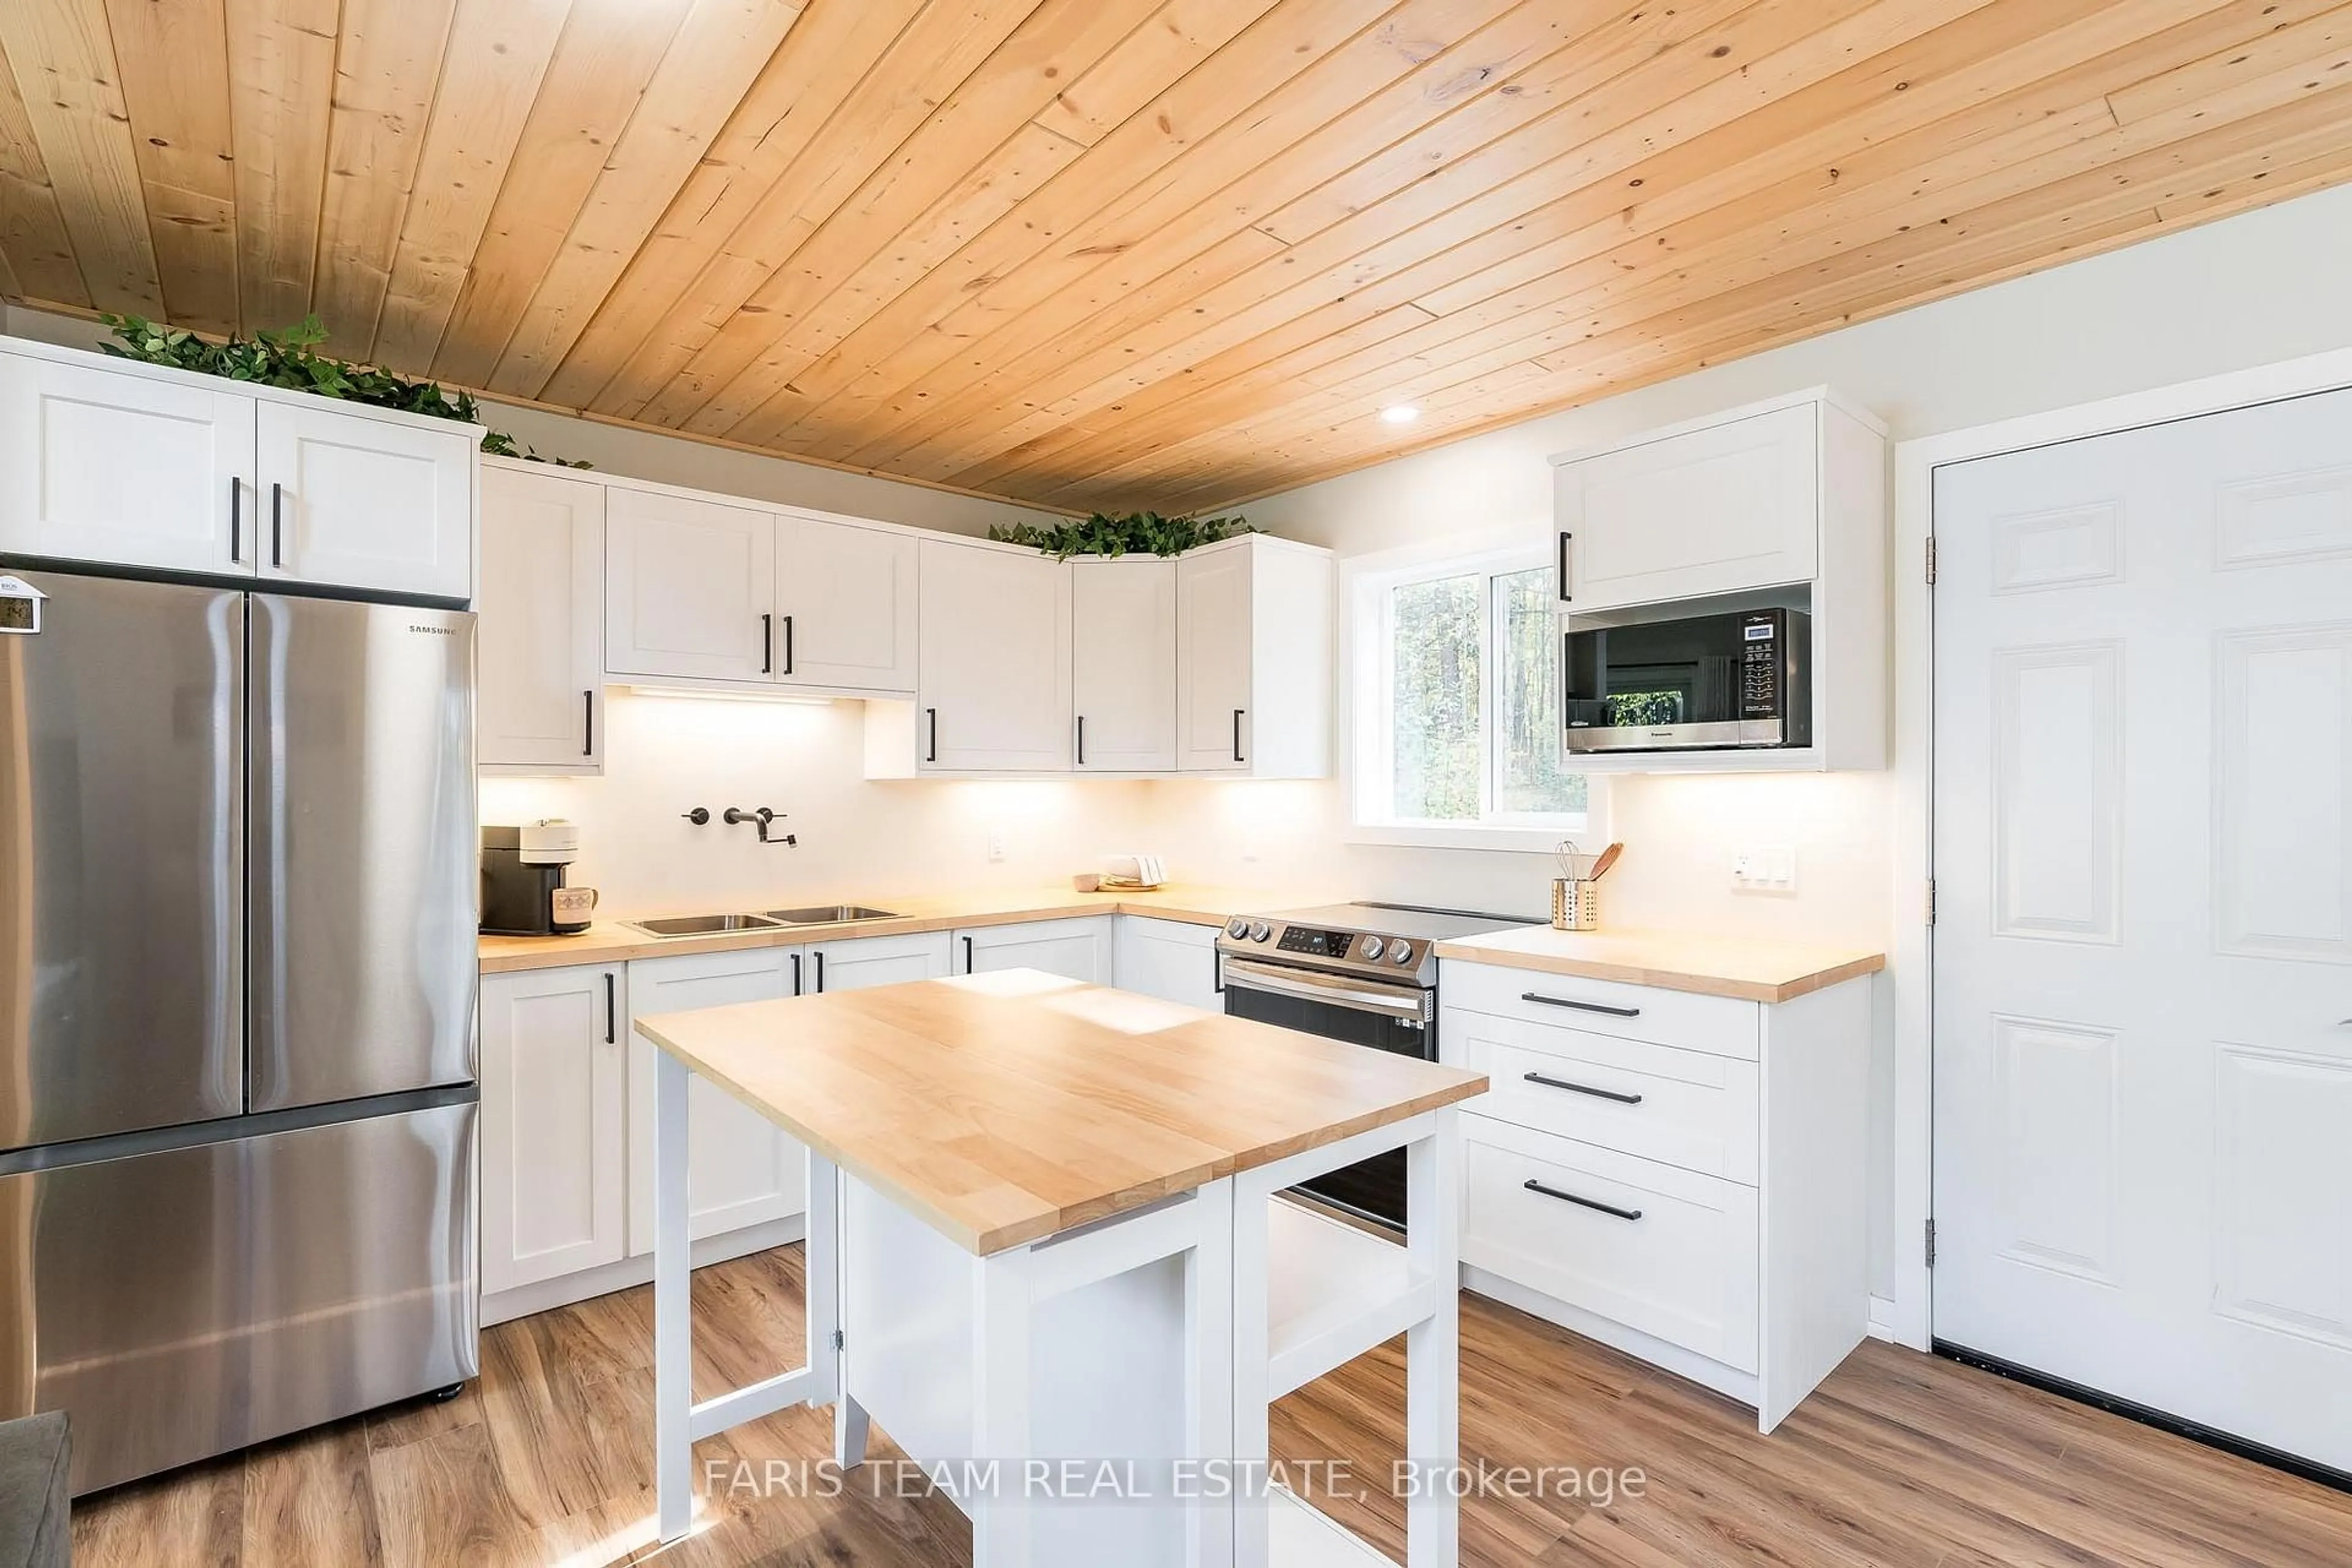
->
xmin=71 ymin=1245 xmax=2352 ymax=1566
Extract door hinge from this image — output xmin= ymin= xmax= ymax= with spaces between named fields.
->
xmin=1924 ymin=535 xmax=1939 ymax=586
xmin=1924 ymin=878 xmax=1937 ymax=925
xmin=1924 ymin=1218 xmax=1937 ymax=1268
xmin=831 ymin=1328 xmax=845 ymax=1352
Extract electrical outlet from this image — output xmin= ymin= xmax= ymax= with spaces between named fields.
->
xmin=1731 ymin=846 xmax=1798 ymax=893
xmin=986 ymin=824 xmax=1006 ymax=863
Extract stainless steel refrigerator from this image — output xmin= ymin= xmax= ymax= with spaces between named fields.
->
xmin=0 ymin=570 xmax=478 ymax=1494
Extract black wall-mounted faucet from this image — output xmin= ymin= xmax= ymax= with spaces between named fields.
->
xmin=723 ymin=806 xmax=796 ymax=846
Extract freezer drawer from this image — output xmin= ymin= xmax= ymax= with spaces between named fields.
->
xmin=249 ymin=594 xmax=477 ymax=1110
xmin=0 ymin=1100 xmax=478 ymax=1494
xmin=0 ymin=573 xmax=244 ymax=1150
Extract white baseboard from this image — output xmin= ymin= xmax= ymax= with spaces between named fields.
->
xmin=481 ymin=1214 xmax=807 ymax=1327
xmin=1866 ymin=1293 xmax=1896 ymax=1343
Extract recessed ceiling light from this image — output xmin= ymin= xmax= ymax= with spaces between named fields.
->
xmin=1380 ymin=404 xmax=1420 ymax=424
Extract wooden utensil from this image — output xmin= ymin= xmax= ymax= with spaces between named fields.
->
xmin=1588 ymin=842 xmax=1624 ymax=880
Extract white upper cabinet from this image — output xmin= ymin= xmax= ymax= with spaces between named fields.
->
xmin=1071 ymin=557 xmax=1177 ymax=772
xmin=478 ymin=464 xmax=604 ymax=772
xmin=775 ymin=511 xmax=916 ymax=693
xmin=1553 ymin=401 xmax=1820 ymax=612
xmin=605 ymin=484 xmax=776 ymax=684
xmin=916 ymin=538 xmax=1072 ymax=772
xmin=0 ymin=350 xmax=256 ymax=575
xmin=1177 ymin=535 xmax=1333 ymax=777
xmin=256 ymin=400 xmax=474 ymax=598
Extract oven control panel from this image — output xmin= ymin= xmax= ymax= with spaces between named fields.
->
xmin=1276 ymin=925 xmax=1351 ymax=959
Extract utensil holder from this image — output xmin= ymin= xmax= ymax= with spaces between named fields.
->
xmin=1552 ymin=878 xmax=1598 ymax=932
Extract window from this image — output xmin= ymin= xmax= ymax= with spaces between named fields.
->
xmin=1353 ymin=548 xmax=1596 ymax=845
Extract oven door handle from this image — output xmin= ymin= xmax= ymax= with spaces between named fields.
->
xmin=1219 ymin=957 xmax=1428 ymax=1021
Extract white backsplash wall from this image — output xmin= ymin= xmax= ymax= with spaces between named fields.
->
xmin=478 ymin=690 xmax=1156 ymax=915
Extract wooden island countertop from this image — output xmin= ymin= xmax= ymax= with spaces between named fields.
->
xmin=634 ymin=970 xmax=1487 ymax=1255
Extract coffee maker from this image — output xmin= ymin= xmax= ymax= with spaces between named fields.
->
xmin=481 ymin=820 xmax=599 ymax=936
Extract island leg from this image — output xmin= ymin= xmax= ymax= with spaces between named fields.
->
xmin=970 ymin=1245 xmax=1034 ymax=1567
xmin=654 ymin=1047 xmax=694 ymax=1542
xmin=1405 ymin=1107 xmax=1463 ymax=1566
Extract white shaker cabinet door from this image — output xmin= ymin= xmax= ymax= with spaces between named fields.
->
xmin=1176 ymin=542 xmax=1253 ymax=772
xmin=1113 ymin=916 xmax=1223 ymax=1010
xmin=808 ymin=930 xmax=954 ymax=992
xmin=606 ymin=486 xmax=777 ymax=684
xmin=480 ymin=965 xmax=628 ymax=1295
xmin=255 ymin=400 xmax=474 ymax=598
xmin=916 ymin=539 xmax=1071 ymax=771
xmin=478 ymin=466 xmax=604 ymax=771
xmin=776 ymin=513 xmax=917 ymax=693
xmin=1072 ymin=558 xmax=1177 ymax=771
xmin=0 ymin=352 xmax=255 ymax=576
xmin=954 ymin=918 xmax=1112 ymax=983
xmin=627 ymin=946 xmax=805 ymax=1250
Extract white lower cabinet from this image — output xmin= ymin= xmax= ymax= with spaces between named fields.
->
xmin=808 ymin=929 xmax=952 ymax=992
xmin=479 ymin=963 xmax=628 ymax=1297
xmin=954 ymin=917 xmax=1112 ymax=981
xmin=1112 ymin=916 xmax=1222 ymax=1009
xmin=627 ymin=946 xmax=806 ymax=1254
xmin=1442 ymin=959 xmax=1872 ymax=1431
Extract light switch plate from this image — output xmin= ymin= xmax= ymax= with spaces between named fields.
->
xmin=1732 ymin=846 xmax=1798 ymax=893
xmin=986 ymin=824 xmax=1006 ymax=862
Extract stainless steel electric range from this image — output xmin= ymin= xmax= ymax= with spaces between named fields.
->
xmin=1216 ymin=901 xmax=1533 ymax=1230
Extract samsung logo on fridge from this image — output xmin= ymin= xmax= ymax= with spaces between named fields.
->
xmin=407 ymin=624 xmax=458 ymax=636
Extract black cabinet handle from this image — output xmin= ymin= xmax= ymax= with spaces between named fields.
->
xmin=228 ymin=477 xmax=241 ymax=562
xmin=1524 ymin=1071 xmax=1642 ymax=1105
xmin=1232 ymin=707 xmax=1245 ymax=763
xmin=760 ymin=613 xmax=774 ymax=674
xmin=270 ymin=481 xmax=284 ymax=567
xmin=814 ymin=951 xmax=826 ymax=992
xmin=604 ymin=973 xmax=616 ymax=1044
xmin=925 ymin=707 xmax=938 ymax=763
xmin=1557 ymin=530 xmax=1573 ymax=603
xmin=782 ymin=614 xmax=793 ymax=675
xmin=962 ymin=934 xmax=974 ymax=974
xmin=1076 ymin=714 xmax=1085 ymax=767
xmin=1524 ymin=1178 xmax=1640 ymax=1221
xmin=582 ymin=690 xmax=594 ymax=757
xmin=791 ymin=952 xmax=803 ymax=996
xmin=1521 ymin=991 xmax=1641 ymax=1018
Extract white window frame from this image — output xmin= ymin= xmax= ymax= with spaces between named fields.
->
xmin=1343 ymin=535 xmax=1607 ymax=852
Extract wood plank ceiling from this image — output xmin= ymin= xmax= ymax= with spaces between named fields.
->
xmin=3 ymin=1 xmax=2350 ymax=516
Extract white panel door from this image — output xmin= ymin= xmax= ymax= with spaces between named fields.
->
xmin=255 ymin=401 xmax=473 ymax=598
xmin=606 ymin=486 xmax=776 ymax=683
xmin=627 ymin=946 xmax=804 ymax=1251
xmin=480 ymin=965 xmax=627 ymax=1295
xmin=809 ymin=930 xmax=954 ymax=993
xmin=478 ymin=466 xmax=604 ymax=771
xmin=916 ymin=539 xmax=1071 ymax=771
xmin=1555 ymin=402 xmax=1817 ymax=612
xmin=1113 ymin=916 xmax=1223 ymax=1009
xmin=1072 ymin=558 xmax=1177 ymax=771
xmin=1934 ymin=386 xmax=2352 ymax=1471
xmin=776 ymin=512 xmax=917 ymax=693
xmin=1176 ymin=542 xmax=1253 ymax=772
xmin=0 ymin=352 xmax=255 ymax=575
xmin=956 ymin=918 xmax=1112 ymax=982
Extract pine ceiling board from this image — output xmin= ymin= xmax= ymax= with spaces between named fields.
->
xmin=224 ymin=0 xmax=336 ymax=330
xmin=0 ymin=0 xmax=164 ymax=314
xmin=868 ymin=0 xmax=1923 ymax=481
xmin=100 ymin=0 xmax=239 ymax=335
xmin=2108 ymin=0 xmax=2352 ymax=122
xmin=427 ymin=0 xmax=697 ymax=389
xmin=834 ymin=0 xmax=1623 ymax=475
xmin=617 ymin=0 xmax=1061 ymax=432
xmin=532 ymin=0 xmax=927 ymax=412
xmin=485 ymin=0 xmax=804 ymax=398
xmin=1033 ymin=0 xmax=1286 ymax=147
xmin=310 ymin=0 xmax=460 ymax=356
xmin=694 ymin=0 xmax=1405 ymax=451
xmin=0 ymin=39 xmax=89 ymax=307
xmin=598 ymin=0 xmax=1150 ymax=428
xmin=370 ymin=0 xmax=571 ymax=370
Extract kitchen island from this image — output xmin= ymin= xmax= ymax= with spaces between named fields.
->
xmin=634 ymin=968 xmax=1488 ymax=1567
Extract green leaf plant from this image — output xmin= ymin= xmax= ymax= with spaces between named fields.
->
xmin=986 ymin=510 xmax=1254 ymax=560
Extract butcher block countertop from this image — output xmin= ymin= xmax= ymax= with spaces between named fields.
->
xmin=1433 ymin=925 xmax=1885 ymax=1005
xmin=478 ymin=884 xmax=1340 ymax=973
xmin=633 ymin=972 xmax=1488 ymax=1255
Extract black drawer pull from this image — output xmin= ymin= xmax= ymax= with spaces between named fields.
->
xmin=1523 ymin=1071 xmax=1642 ymax=1105
xmin=1524 ymin=1178 xmax=1641 ymax=1222
xmin=1521 ymin=991 xmax=1641 ymax=1018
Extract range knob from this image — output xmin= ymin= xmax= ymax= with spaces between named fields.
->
xmin=1359 ymin=936 xmax=1385 ymax=961
xmin=1226 ymin=916 xmax=1250 ymax=939
xmin=1390 ymin=942 xmax=1416 ymax=965
xmin=1248 ymin=919 xmax=1272 ymax=942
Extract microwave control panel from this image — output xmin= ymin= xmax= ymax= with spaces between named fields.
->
xmin=1739 ymin=612 xmax=1782 ymax=721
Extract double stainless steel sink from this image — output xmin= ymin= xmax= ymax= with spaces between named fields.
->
xmin=626 ymin=905 xmax=900 ymax=938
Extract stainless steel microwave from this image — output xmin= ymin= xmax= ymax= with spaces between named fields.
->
xmin=1562 ymin=606 xmax=1811 ymax=753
